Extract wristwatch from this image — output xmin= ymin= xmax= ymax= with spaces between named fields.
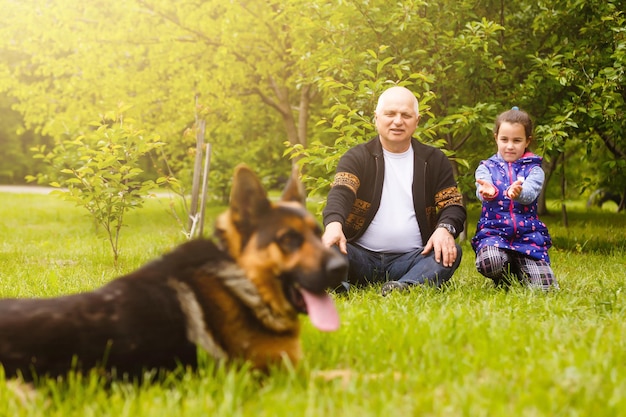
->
xmin=437 ymin=223 xmax=456 ymax=236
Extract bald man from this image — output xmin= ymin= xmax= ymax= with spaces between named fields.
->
xmin=322 ymin=86 xmax=466 ymax=296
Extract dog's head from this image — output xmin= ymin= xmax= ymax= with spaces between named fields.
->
xmin=215 ymin=164 xmax=347 ymax=332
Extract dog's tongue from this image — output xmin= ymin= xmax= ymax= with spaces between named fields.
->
xmin=300 ymin=289 xmax=340 ymax=332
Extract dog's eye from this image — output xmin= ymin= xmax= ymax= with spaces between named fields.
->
xmin=276 ymin=229 xmax=304 ymax=253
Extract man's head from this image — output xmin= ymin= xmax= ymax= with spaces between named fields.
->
xmin=374 ymin=86 xmax=420 ymax=153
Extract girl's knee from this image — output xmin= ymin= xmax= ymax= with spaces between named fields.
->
xmin=475 ymin=246 xmax=508 ymax=278
xmin=477 ymin=264 xmax=508 ymax=279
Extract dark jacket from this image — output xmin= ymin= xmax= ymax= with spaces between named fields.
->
xmin=323 ymin=136 xmax=466 ymax=243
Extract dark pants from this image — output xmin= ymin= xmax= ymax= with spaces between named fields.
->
xmin=341 ymin=242 xmax=463 ymax=289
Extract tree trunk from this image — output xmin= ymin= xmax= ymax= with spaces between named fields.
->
xmin=448 ymin=153 xmax=469 ymax=242
xmin=537 ymin=149 xmax=560 ymax=216
xmin=256 ymin=81 xmax=313 ymax=162
xmin=188 ymin=119 xmax=205 ymax=233
xmin=560 ymin=152 xmax=568 ymax=228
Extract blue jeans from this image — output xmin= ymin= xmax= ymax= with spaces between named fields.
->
xmin=343 ymin=242 xmax=463 ymax=289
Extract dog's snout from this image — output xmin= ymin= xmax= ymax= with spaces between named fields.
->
xmin=326 ymin=252 xmax=348 ymax=282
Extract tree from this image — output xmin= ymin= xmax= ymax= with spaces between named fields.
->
xmin=289 ymin=0 xmax=508 ymax=227
xmin=0 ymin=0 xmax=330 ymax=177
xmin=28 ymin=109 xmax=166 ymax=264
xmin=1 ymin=0 xmax=624 ymax=217
xmin=514 ymin=0 xmax=626 ymax=212
xmin=0 ymin=94 xmax=51 ymax=183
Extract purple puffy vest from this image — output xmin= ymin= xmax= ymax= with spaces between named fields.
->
xmin=471 ymin=153 xmax=552 ymax=262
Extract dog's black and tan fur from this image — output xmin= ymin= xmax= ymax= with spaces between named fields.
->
xmin=0 ymin=165 xmax=347 ymax=381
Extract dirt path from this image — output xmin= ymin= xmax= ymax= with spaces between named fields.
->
xmin=0 ymin=185 xmax=58 ymax=194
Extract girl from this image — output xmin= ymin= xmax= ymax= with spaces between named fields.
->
xmin=471 ymin=107 xmax=558 ymax=291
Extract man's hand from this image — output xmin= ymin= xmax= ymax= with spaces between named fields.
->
xmin=477 ymin=179 xmax=497 ymax=200
xmin=422 ymin=227 xmax=457 ymax=267
xmin=322 ymin=221 xmax=347 ymax=254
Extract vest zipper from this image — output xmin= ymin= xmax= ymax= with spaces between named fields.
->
xmin=507 ymin=162 xmax=517 ymax=240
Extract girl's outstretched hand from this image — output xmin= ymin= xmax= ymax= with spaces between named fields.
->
xmin=506 ymin=180 xmax=523 ymax=199
xmin=477 ymin=179 xmax=497 ymax=200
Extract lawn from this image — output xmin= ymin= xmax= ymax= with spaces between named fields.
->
xmin=1 ymin=191 xmax=625 ymax=416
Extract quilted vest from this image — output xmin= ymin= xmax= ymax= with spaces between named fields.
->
xmin=471 ymin=153 xmax=552 ymax=262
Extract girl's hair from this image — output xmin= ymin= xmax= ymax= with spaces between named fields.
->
xmin=494 ymin=108 xmax=533 ymax=138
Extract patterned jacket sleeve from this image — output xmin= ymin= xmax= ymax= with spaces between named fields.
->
xmin=322 ymin=148 xmax=361 ymax=228
xmin=432 ymin=151 xmax=466 ymax=237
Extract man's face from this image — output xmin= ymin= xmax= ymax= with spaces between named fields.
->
xmin=375 ymin=90 xmax=419 ymax=152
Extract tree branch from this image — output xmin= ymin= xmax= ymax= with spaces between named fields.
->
xmin=593 ymin=127 xmax=626 ymax=160
xmin=136 ymin=0 xmax=221 ymax=48
xmin=453 ymin=132 xmax=472 ymax=152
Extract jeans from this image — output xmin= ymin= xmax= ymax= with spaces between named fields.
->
xmin=343 ymin=242 xmax=463 ymax=289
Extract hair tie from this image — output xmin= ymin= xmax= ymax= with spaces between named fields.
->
xmin=511 ymin=106 xmax=519 ymax=111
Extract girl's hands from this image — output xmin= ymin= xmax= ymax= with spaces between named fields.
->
xmin=477 ymin=179 xmax=524 ymax=200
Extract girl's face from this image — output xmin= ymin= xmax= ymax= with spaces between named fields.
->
xmin=494 ymin=122 xmax=531 ymax=162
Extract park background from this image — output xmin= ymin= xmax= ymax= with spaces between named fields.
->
xmin=0 ymin=0 xmax=624 ymax=214
xmin=1 ymin=1 xmax=625 ymax=416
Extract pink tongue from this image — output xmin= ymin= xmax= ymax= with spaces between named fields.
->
xmin=300 ymin=289 xmax=340 ymax=332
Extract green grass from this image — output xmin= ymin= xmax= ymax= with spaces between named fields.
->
xmin=1 ymin=192 xmax=625 ymax=416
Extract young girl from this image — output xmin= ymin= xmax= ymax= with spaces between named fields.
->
xmin=471 ymin=107 xmax=559 ymax=291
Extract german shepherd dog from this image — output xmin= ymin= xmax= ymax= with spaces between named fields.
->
xmin=0 ymin=165 xmax=347 ymax=381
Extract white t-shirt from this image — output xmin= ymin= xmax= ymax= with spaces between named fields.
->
xmin=356 ymin=148 xmax=423 ymax=252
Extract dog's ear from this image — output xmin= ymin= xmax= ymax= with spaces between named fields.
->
xmin=281 ymin=164 xmax=306 ymax=205
xmin=229 ymin=164 xmax=271 ymax=233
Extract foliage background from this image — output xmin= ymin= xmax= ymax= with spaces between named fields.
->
xmin=0 ymin=0 xmax=624 ymax=208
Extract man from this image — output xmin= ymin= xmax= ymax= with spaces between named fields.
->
xmin=322 ymin=86 xmax=466 ymax=296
